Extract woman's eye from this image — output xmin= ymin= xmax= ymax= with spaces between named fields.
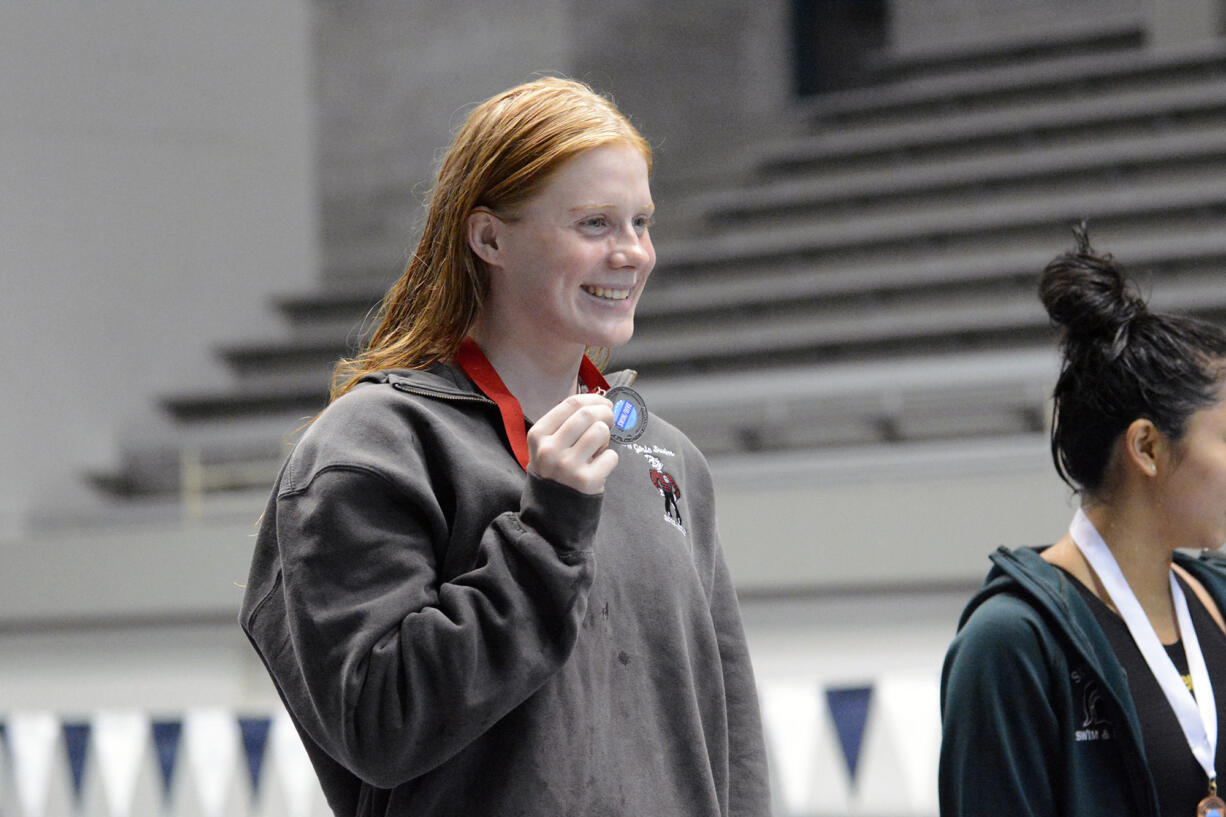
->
xmin=634 ymin=215 xmax=654 ymax=231
xmin=581 ymin=216 xmax=607 ymax=229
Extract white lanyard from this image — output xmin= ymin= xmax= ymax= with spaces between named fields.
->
xmin=1070 ymin=508 xmax=1218 ymax=781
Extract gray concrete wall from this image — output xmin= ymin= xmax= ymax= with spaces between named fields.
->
xmin=0 ymin=1 xmax=319 ymax=539
xmin=313 ymin=0 xmax=572 ymax=281
xmin=566 ymin=0 xmax=791 ymax=193
xmin=888 ymin=0 xmax=1226 ymax=55
xmin=1149 ymin=0 xmax=1226 ymax=46
xmin=312 ymin=0 xmax=792 ymax=281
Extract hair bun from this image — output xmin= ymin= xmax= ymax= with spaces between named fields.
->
xmin=1039 ymin=223 xmax=1146 ymax=342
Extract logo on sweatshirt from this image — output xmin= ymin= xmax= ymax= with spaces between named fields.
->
xmin=1071 ymin=668 xmax=1112 ymax=742
xmin=633 ymin=448 xmax=687 ymax=536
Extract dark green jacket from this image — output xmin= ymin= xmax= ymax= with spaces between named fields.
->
xmin=940 ymin=545 xmax=1226 ymax=817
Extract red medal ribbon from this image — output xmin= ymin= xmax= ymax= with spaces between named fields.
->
xmin=456 ymin=338 xmax=609 ymax=471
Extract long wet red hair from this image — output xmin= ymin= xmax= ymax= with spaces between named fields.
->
xmin=329 ymin=77 xmax=651 ymax=402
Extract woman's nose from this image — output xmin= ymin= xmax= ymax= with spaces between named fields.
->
xmin=611 ymin=225 xmax=650 ymax=267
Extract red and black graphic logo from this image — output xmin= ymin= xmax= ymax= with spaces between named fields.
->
xmin=638 ymin=450 xmax=686 ymax=536
xmin=649 ymin=467 xmax=683 ymax=529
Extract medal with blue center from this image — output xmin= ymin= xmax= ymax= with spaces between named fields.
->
xmin=604 ymin=385 xmax=648 ymax=444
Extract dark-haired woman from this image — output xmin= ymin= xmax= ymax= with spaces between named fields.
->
xmin=939 ymin=227 xmax=1226 ymax=817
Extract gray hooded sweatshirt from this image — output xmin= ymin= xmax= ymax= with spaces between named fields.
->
xmin=239 ymin=364 xmax=771 ymax=816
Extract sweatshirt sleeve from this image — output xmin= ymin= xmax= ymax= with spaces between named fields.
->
xmin=709 ymin=540 xmax=772 ymax=816
xmin=242 ymin=463 xmax=600 ymax=790
xmin=939 ymin=596 xmax=1061 ymax=817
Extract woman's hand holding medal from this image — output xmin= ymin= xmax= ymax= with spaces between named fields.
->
xmin=527 ymin=393 xmax=619 ymax=495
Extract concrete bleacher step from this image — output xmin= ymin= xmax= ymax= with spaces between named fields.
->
xmin=650 ymin=232 xmax=1226 ymax=316
xmin=860 ymin=17 xmax=1144 ymax=87
xmin=216 ymin=340 xmax=352 ymax=394
xmin=693 ymin=126 xmax=1226 ymax=229
xmin=659 ymin=178 xmax=1226 ymax=275
xmin=755 ymin=76 xmax=1226 ymax=177
xmin=88 ymin=451 xmax=285 ymax=503
xmin=803 ymin=36 xmax=1224 ymax=127
xmin=85 ymin=421 xmax=305 ymax=499
xmin=274 ymin=289 xmax=383 ymax=341
xmin=649 ymin=346 xmax=1059 ymax=455
xmin=161 ymin=386 xmax=326 ymax=425
xmin=625 ymin=269 xmax=1226 ymax=375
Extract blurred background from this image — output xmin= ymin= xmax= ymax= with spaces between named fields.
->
xmin=4 ymin=0 xmax=1226 ymax=814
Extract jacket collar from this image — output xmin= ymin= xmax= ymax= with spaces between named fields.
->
xmin=971 ymin=546 xmax=1125 ymax=679
xmin=964 ymin=545 xmax=1226 ymax=764
xmin=968 ymin=546 xmax=1142 ymax=752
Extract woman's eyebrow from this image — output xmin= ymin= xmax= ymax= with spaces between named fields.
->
xmin=568 ymin=203 xmax=655 ymax=213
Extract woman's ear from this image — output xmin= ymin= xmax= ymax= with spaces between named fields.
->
xmin=467 ymin=209 xmax=503 ymax=266
xmin=1123 ymin=418 xmax=1164 ymax=478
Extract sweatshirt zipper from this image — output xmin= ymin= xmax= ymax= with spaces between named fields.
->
xmin=390 ymin=381 xmax=496 ymax=407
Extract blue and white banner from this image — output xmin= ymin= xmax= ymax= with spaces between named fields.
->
xmin=0 ymin=677 xmax=941 ymax=817
xmin=759 ymin=675 xmax=940 ymax=816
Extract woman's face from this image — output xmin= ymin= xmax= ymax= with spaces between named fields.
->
xmin=1156 ymin=382 xmax=1226 ymax=550
xmin=477 ymin=142 xmax=655 ymax=357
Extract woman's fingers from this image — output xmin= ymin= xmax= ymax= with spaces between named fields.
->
xmin=531 ymin=393 xmax=610 ymax=436
xmin=528 ymin=394 xmax=620 ymax=494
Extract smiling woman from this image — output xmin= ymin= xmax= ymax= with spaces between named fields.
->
xmin=466 ymin=142 xmax=656 ymax=419
xmin=327 ymin=77 xmax=654 ymax=406
xmin=237 ymin=77 xmax=771 ymax=817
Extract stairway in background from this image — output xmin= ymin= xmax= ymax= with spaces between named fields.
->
xmin=88 ymin=26 xmax=1226 ymax=508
